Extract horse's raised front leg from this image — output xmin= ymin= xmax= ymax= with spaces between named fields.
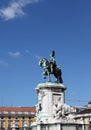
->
xmin=43 ymin=71 xmax=46 ymax=79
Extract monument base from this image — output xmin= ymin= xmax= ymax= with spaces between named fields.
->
xmin=31 ymin=82 xmax=78 ymax=130
xmin=35 ymin=82 xmax=67 ymax=122
xmin=31 ymin=120 xmax=79 ymax=130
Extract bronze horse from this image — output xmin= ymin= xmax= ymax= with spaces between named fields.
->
xmin=39 ymin=58 xmax=63 ymax=83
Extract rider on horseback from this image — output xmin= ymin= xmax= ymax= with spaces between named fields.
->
xmin=39 ymin=50 xmax=63 ymax=83
xmin=50 ymin=50 xmax=58 ymax=73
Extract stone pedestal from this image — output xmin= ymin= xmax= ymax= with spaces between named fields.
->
xmin=31 ymin=82 xmax=77 ymax=130
xmin=35 ymin=82 xmax=67 ymax=123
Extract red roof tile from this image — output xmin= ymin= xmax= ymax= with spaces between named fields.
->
xmin=77 ymin=108 xmax=91 ymax=114
xmin=0 ymin=106 xmax=36 ymax=112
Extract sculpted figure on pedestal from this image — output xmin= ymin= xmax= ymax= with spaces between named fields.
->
xmin=39 ymin=50 xmax=63 ymax=83
xmin=52 ymin=97 xmax=71 ymax=119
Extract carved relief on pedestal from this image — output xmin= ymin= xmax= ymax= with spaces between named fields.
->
xmin=36 ymin=88 xmax=47 ymax=115
xmin=52 ymin=95 xmax=71 ymax=120
xmin=52 ymin=95 xmax=63 ymax=119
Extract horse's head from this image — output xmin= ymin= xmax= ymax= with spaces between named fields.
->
xmin=39 ymin=58 xmax=49 ymax=68
xmin=39 ymin=58 xmax=44 ymax=67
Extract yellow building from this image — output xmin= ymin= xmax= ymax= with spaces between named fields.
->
xmin=74 ymin=106 xmax=91 ymax=129
xmin=0 ymin=106 xmax=36 ymax=130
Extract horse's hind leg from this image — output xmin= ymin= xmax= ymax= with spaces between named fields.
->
xmin=48 ymin=72 xmax=51 ymax=82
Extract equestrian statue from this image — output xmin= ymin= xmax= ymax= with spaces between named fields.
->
xmin=39 ymin=50 xmax=63 ymax=83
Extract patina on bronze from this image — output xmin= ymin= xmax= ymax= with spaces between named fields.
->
xmin=39 ymin=50 xmax=63 ymax=83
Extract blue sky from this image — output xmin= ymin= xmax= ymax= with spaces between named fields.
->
xmin=0 ymin=0 xmax=91 ymax=107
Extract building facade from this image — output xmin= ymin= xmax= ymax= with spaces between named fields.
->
xmin=0 ymin=106 xmax=36 ymax=130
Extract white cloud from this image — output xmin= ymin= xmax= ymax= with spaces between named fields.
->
xmin=0 ymin=0 xmax=39 ymax=20
xmin=25 ymin=50 xmax=40 ymax=60
xmin=8 ymin=51 xmax=21 ymax=58
xmin=0 ymin=60 xmax=8 ymax=66
xmin=25 ymin=50 xmax=31 ymax=55
xmin=35 ymin=54 xmax=40 ymax=60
